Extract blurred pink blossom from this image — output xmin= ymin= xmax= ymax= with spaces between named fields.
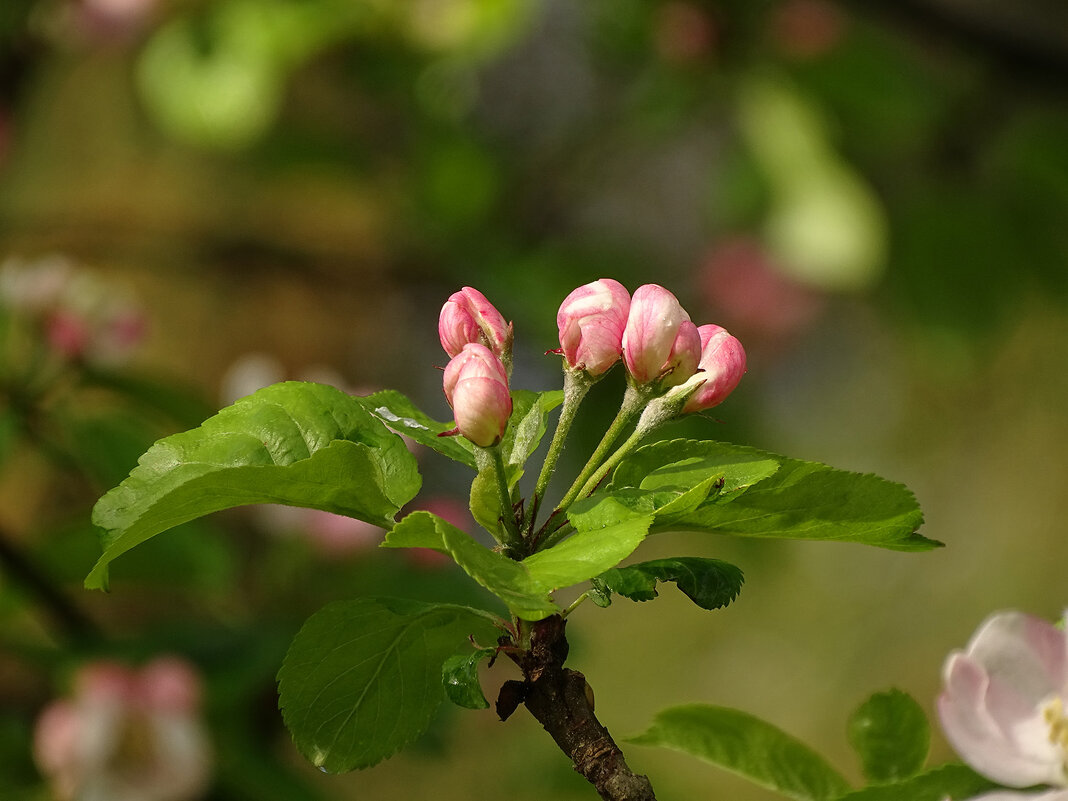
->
xmin=769 ymin=0 xmax=846 ymax=60
xmin=653 ymin=2 xmax=718 ymax=64
xmin=0 ymin=255 xmax=147 ymax=366
xmin=698 ymin=236 xmax=824 ymax=347
xmin=939 ymin=610 xmax=1068 ymax=790
xmin=34 ymin=657 xmax=211 ymax=801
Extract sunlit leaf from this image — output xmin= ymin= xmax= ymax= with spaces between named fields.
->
xmin=613 ymin=440 xmax=934 ymax=551
xmin=360 ymin=389 xmax=476 ymax=468
xmin=87 ymin=382 xmax=419 ymax=590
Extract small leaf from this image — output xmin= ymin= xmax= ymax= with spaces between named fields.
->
xmin=442 ymin=648 xmax=496 ymax=710
xmin=832 ymin=764 xmax=997 ymax=801
xmin=587 ymin=578 xmax=613 ymax=608
xmin=359 ymin=389 xmax=476 ymax=468
xmin=277 ymin=598 xmax=499 ymax=773
xmin=616 ymin=439 xmax=936 ymax=551
xmin=627 ymin=705 xmax=851 ymax=801
xmin=88 ymin=382 xmax=420 ymax=590
xmin=505 ymin=390 xmax=563 ymax=471
xmin=468 ymin=454 xmax=522 ymax=539
xmin=382 ymin=512 xmax=558 ymax=620
xmin=595 ymin=558 xmax=744 ymax=610
xmin=847 ymin=689 xmax=930 ymax=784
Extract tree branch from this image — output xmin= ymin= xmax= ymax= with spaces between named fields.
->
xmin=498 ymin=616 xmax=656 ymax=801
xmin=0 ymin=526 xmax=101 ymax=643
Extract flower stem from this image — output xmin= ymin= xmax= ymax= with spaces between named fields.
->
xmin=561 ymin=592 xmax=590 ymax=619
xmin=489 ymin=444 xmax=523 ymax=550
xmin=572 ymin=396 xmax=678 ymax=502
xmin=527 ymin=369 xmax=593 ymax=534
xmin=555 ymin=384 xmax=651 ymax=514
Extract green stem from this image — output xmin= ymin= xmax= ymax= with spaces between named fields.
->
xmin=526 ymin=369 xmax=593 ymax=534
xmin=489 ymin=444 xmax=523 ymax=550
xmin=560 ymin=592 xmax=590 ymax=619
xmin=572 ymin=393 xmax=682 ymax=502
xmin=555 ymin=383 xmax=651 ymax=513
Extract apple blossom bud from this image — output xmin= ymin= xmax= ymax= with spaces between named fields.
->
xmin=682 ymin=324 xmax=747 ymax=412
xmin=660 ymin=320 xmax=703 ymax=388
xmin=556 ymin=278 xmax=631 ymax=376
xmin=442 ymin=343 xmax=512 ymax=447
xmin=622 ymin=284 xmax=700 ymax=386
xmin=438 ymin=286 xmax=513 ymax=363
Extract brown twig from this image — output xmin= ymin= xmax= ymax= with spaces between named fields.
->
xmin=498 ymin=616 xmax=656 ymax=801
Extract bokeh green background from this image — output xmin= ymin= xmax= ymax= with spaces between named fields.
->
xmin=2 ymin=0 xmax=1067 ymax=799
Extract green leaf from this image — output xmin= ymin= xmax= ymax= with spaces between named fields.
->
xmin=359 ymin=389 xmax=476 ymax=468
xmin=382 ymin=511 xmax=559 ymax=620
xmin=468 ymin=452 xmax=522 ymax=539
xmin=627 ymin=705 xmax=851 ymax=801
xmin=594 ymin=558 xmax=744 ymax=610
xmin=567 ymin=476 xmax=725 ymax=532
xmin=442 ymin=648 xmax=496 ymax=710
xmin=504 ymin=390 xmax=563 ymax=472
xmin=278 ymin=598 xmax=499 ymax=773
xmin=522 ymin=514 xmax=654 ymax=591
xmin=612 ymin=438 xmax=780 ymax=500
xmin=87 ymin=382 xmax=420 ymax=590
xmin=846 ymin=689 xmax=930 ymax=784
xmin=614 ymin=440 xmax=935 ymax=551
xmin=384 ymin=511 xmax=654 ymax=620
xmin=832 ymin=764 xmax=997 ymax=801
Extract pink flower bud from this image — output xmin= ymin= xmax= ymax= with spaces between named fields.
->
xmin=442 ymin=343 xmax=512 ymax=447
xmin=622 ymin=284 xmax=699 ymax=386
xmin=556 ymin=278 xmax=631 ymax=376
xmin=438 ymin=286 xmax=513 ymax=361
xmin=660 ymin=320 xmax=703 ymax=388
xmin=682 ymin=324 xmax=747 ymax=412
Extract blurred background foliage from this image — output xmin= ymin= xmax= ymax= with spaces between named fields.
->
xmin=1 ymin=0 xmax=1067 ymax=799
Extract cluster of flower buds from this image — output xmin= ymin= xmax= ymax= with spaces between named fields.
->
xmin=436 ymin=280 xmax=746 ymax=448
xmin=34 ymin=657 xmax=211 ymax=801
xmin=438 ymin=287 xmax=513 ymax=447
xmin=556 ymin=279 xmax=746 ymax=412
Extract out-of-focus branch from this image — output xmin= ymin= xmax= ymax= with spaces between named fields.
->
xmin=0 ymin=525 xmax=100 ymax=643
xmin=840 ymin=0 xmax=1068 ymax=91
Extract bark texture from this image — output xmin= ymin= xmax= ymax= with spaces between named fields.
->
xmin=499 ymin=616 xmax=656 ymax=801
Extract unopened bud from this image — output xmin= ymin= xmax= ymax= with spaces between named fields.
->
xmin=439 ymin=287 xmax=513 ymax=366
xmin=441 ymin=343 xmax=512 ymax=447
xmin=556 ymin=278 xmax=630 ymax=376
